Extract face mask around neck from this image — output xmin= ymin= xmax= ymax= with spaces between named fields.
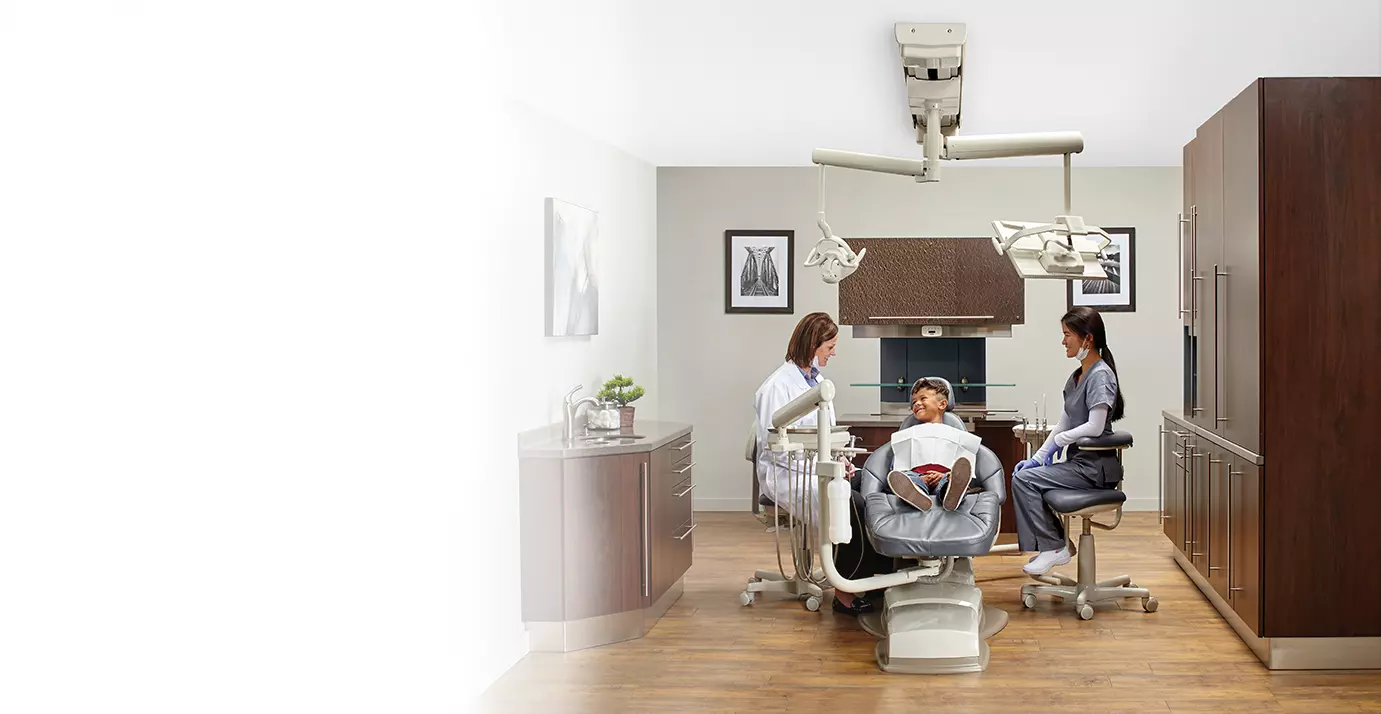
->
xmin=1075 ymin=345 xmax=1090 ymax=361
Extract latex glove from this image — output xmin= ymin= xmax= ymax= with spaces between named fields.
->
xmin=1014 ymin=458 xmax=1039 ymax=474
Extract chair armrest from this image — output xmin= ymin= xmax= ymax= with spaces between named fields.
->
xmin=1075 ymin=431 xmax=1134 ymax=450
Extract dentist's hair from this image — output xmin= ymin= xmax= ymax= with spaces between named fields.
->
xmin=1061 ymin=306 xmax=1126 ymax=421
xmin=786 ymin=312 xmax=838 ymax=368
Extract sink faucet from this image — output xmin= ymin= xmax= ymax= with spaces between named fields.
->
xmin=564 ymin=385 xmax=602 ymax=443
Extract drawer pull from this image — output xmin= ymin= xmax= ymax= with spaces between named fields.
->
xmin=674 ymin=483 xmax=696 ymax=498
xmin=675 ymin=522 xmax=698 ymax=541
xmin=674 ymin=440 xmax=696 ymax=451
xmin=673 ymin=462 xmax=696 ymax=475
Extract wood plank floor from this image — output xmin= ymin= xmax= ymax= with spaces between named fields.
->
xmin=481 ymin=512 xmax=1381 ymax=713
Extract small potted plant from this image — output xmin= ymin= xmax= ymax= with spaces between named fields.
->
xmin=598 ymin=374 xmax=645 ymax=430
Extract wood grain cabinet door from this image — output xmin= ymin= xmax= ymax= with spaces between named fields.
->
xmin=1220 ymin=80 xmax=1262 ymax=455
xmin=838 ymin=237 xmax=1023 ymax=326
xmin=563 ymin=455 xmax=644 ymax=620
xmin=1228 ymin=458 xmax=1261 ymax=636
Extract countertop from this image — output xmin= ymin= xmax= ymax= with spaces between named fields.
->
xmin=837 ymin=411 xmax=1025 ymax=428
xmin=518 ymin=420 xmax=693 ymax=459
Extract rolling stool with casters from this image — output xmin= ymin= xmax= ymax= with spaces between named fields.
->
xmin=1020 ymin=431 xmax=1159 ymax=620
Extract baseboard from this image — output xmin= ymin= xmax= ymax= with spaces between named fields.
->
xmin=694 ymin=497 xmax=1163 ymax=513
xmin=693 ymin=497 xmax=750 ymax=512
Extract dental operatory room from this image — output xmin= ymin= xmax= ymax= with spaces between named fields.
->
xmin=5 ymin=1 xmax=1381 ymax=714
xmin=472 ymin=1 xmax=1381 ymax=711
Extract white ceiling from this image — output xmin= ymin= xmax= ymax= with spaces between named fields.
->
xmin=502 ymin=0 xmax=1381 ymax=167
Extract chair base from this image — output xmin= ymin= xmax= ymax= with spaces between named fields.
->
xmin=740 ymin=569 xmax=825 ymax=611
xmin=1020 ymin=530 xmax=1158 ymax=620
xmin=861 ymin=558 xmax=1009 ymax=674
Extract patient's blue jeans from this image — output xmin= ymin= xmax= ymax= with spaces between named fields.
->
xmin=905 ymin=473 xmax=948 ymax=497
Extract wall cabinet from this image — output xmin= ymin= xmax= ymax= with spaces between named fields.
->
xmin=837 ymin=237 xmax=1024 ymax=327
xmin=1166 ymin=77 xmax=1381 ymax=668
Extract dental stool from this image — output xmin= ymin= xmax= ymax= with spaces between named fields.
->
xmin=855 ymin=378 xmax=1011 ymax=674
xmin=1020 ymin=432 xmax=1159 ymax=620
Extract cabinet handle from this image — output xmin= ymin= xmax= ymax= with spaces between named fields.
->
xmin=674 ymin=483 xmax=696 ymax=498
xmin=674 ymin=440 xmax=696 ymax=451
xmin=1209 ymin=458 xmax=1223 ymax=465
xmin=1177 ymin=212 xmax=1191 ymax=316
xmin=1158 ymin=427 xmax=1165 ymax=520
xmin=673 ymin=462 xmax=696 ymax=475
xmin=1228 ymin=463 xmax=1241 ymax=598
xmin=1214 ymin=266 xmax=1229 ymax=424
xmin=1172 ymin=430 xmax=1189 ymax=438
xmin=641 ymin=461 xmax=649 ymax=598
xmin=1172 ymin=451 xmax=1184 ymax=458
xmin=675 ymin=522 xmax=698 ymax=541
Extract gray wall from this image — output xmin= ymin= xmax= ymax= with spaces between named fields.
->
xmin=658 ymin=165 xmax=1183 ymax=512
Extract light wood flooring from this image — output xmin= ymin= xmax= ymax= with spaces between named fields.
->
xmin=481 ymin=512 xmax=1381 ymax=713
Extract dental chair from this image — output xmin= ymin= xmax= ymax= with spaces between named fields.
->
xmin=1019 ymin=433 xmax=1159 ymax=620
xmin=855 ymin=377 xmax=1011 ymax=674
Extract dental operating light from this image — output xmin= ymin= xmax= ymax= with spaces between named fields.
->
xmin=805 ymin=22 xmax=1111 ymax=283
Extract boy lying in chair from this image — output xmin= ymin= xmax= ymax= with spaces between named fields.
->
xmin=886 ymin=378 xmax=981 ymax=512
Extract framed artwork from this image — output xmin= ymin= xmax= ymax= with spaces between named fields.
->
xmin=545 ymin=197 xmax=600 ymax=337
xmin=725 ymin=229 xmax=794 ymax=314
xmin=1068 ymin=226 xmax=1136 ymax=313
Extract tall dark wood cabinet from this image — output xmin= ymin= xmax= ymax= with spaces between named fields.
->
xmin=1164 ymin=77 xmax=1381 ymax=670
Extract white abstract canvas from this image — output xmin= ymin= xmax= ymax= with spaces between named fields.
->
xmin=545 ymin=198 xmax=599 ymax=336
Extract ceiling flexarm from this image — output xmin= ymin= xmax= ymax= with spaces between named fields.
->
xmin=803 ymin=22 xmax=1110 ymax=283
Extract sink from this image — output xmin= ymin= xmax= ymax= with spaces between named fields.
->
xmin=577 ymin=434 xmax=646 ymax=445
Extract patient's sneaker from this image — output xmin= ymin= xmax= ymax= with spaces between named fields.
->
xmin=887 ymin=470 xmax=934 ymax=511
xmin=943 ymin=456 xmax=973 ymax=511
xmin=1023 ymin=546 xmax=1072 ymax=576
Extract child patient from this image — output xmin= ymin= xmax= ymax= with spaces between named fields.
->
xmin=886 ymin=378 xmax=981 ymax=512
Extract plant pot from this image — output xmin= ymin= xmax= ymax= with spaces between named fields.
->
xmin=619 ymin=406 xmax=635 ymax=429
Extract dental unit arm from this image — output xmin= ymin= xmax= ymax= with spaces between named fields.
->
xmin=768 ymin=379 xmax=938 ymax=594
xmin=804 ymin=22 xmax=1111 ymax=282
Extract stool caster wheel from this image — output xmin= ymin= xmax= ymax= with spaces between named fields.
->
xmin=1022 ymin=593 xmax=1037 ymax=609
xmin=804 ymin=596 xmax=821 ymax=612
xmin=1142 ymin=596 xmax=1159 ymax=613
xmin=1078 ymin=604 xmax=1095 ymax=620
xmin=739 ymin=591 xmax=753 ymax=607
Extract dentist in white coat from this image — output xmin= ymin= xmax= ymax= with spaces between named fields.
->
xmin=752 ymin=311 xmax=890 ymax=615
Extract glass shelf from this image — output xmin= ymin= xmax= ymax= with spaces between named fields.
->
xmin=849 ymin=383 xmax=1016 ymax=388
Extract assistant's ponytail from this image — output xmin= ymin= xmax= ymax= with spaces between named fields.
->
xmin=1100 ymin=344 xmax=1126 ymax=421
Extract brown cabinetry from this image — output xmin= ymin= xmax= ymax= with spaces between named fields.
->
xmin=1165 ymin=75 xmax=1381 ymax=666
xmin=519 ymin=426 xmax=695 ymax=651
xmin=837 ymin=237 xmax=1024 ymax=327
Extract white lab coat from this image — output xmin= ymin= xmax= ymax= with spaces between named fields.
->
xmin=753 ymin=360 xmax=836 ymax=521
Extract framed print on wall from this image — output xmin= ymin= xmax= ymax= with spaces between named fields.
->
xmin=1068 ymin=226 xmax=1136 ymax=313
xmin=725 ymin=229 xmax=794 ymax=314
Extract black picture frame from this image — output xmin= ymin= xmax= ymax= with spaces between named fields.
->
xmin=1067 ymin=226 xmax=1136 ymax=313
xmin=724 ymin=229 xmax=794 ymax=314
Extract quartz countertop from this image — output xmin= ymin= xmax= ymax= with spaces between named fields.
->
xmin=518 ymin=420 xmax=693 ymax=459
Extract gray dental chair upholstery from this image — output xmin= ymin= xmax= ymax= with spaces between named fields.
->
xmin=858 ymin=378 xmax=1008 ymax=558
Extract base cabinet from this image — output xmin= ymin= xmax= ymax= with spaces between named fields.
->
xmin=1163 ymin=416 xmax=1261 ymax=636
xmin=519 ymin=428 xmax=695 ymax=651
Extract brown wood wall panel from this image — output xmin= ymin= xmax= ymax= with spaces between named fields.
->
xmin=837 ymin=237 xmax=1024 ymax=325
xmin=1260 ymin=77 xmax=1381 ymax=638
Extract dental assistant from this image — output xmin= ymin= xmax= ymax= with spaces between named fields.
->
xmin=752 ymin=311 xmax=891 ymax=615
xmin=1012 ymin=307 xmax=1128 ymax=576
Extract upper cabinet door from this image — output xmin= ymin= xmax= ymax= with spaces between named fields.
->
xmin=1220 ymin=81 xmax=1262 ymax=455
xmin=837 ymin=237 xmax=1023 ymax=326
xmin=1191 ymin=112 xmax=1225 ymax=430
